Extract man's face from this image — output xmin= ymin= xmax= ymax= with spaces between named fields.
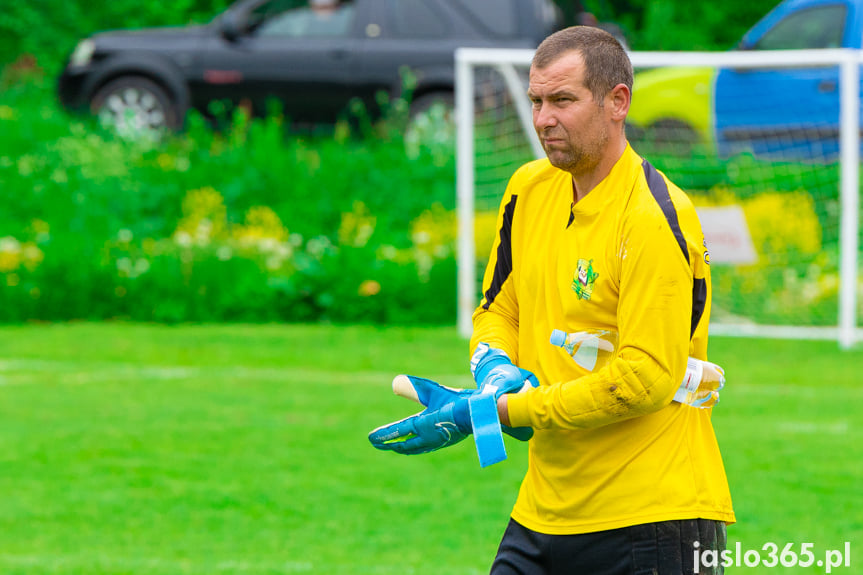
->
xmin=528 ymin=51 xmax=610 ymax=176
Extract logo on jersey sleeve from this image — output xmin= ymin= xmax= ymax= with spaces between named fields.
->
xmin=572 ymin=258 xmax=599 ymax=300
xmin=703 ymin=237 xmax=710 ymax=265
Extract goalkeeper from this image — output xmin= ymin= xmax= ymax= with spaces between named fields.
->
xmin=371 ymin=26 xmax=734 ymax=574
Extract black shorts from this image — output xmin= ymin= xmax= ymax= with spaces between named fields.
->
xmin=490 ymin=517 xmax=727 ymax=575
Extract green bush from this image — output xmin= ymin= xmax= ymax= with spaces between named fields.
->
xmin=0 ymin=81 xmax=456 ymax=324
xmin=2 ymin=78 xmax=858 ymax=328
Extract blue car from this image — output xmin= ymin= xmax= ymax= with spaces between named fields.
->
xmin=629 ymin=0 xmax=860 ymax=159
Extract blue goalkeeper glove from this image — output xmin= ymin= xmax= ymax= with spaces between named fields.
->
xmin=367 ymin=371 xmax=539 ymax=455
xmin=470 ymin=343 xmax=539 ymax=441
xmin=368 ymin=375 xmax=472 ymax=455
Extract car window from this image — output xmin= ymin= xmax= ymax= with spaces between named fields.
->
xmin=385 ymin=0 xmax=449 ymax=38
xmin=450 ymin=0 xmax=517 ymax=37
xmin=754 ymin=4 xmax=846 ymax=50
xmin=251 ymin=0 xmax=356 ymax=38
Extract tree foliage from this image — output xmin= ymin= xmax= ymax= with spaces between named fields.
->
xmin=2 ymin=0 xmax=787 ymax=74
xmin=566 ymin=0 xmax=783 ymax=51
xmin=0 ymin=0 xmax=232 ymax=73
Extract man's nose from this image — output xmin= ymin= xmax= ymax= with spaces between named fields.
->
xmin=533 ymin=103 xmax=557 ymax=130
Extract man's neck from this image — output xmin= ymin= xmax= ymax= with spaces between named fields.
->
xmin=571 ymin=139 xmax=627 ymax=203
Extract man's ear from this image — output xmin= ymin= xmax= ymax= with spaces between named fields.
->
xmin=607 ymin=83 xmax=631 ymax=122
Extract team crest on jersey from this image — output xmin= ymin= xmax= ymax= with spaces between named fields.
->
xmin=703 ymin=237 xmax=711 ymax=265
xmin=572 ymin=258 xmax=599 ymax=300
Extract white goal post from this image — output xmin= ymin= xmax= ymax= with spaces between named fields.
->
xmin=455 ymin=47 xmax=862 ymax=349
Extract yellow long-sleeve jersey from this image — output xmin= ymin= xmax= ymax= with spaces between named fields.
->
xmin=471 ymin=145 xmax=735 ymax=535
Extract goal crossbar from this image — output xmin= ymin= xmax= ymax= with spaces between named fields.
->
xmin=456 ymin=48 xmax=862 ymax=348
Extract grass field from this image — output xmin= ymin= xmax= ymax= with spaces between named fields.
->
xmin=0 ymin=323 xmax=860 ymax=574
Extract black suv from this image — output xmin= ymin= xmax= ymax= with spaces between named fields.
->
xmin=58 ymin=0 xmax=563 ymax=132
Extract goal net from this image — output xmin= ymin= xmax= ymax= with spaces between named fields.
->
xmin=456 ymin=48 xmax=862 ymax=348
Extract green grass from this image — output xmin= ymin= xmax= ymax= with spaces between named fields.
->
xmin=0 ymin=324 xmax=860 ymax=574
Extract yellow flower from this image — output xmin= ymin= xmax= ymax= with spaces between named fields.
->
xmin=339 ymin=201 xmax=376 ymax=247
xmin=743 ymin=192 xmax=821 ymax=258
xmin=692 ymin=185 xmax=825 ymax=320
xmin=691 ymin=187 xmax=822 ymax=265
xmin=0 ymin=253 xmax=18 ymax=273
xmin=234 ymin=206 xmax=288 ymax=246
xmin=410 ymin=203 xmax=456 ymax=258
xmin=358 ymin=279 xmax=381 ymax=297
xmin=21 ymin=243 xmax=44 ymax=271
xmin=0 ymin=236 xmax=21 ymax=272
xmin=175 ymin=187 xmax=228 ymax=241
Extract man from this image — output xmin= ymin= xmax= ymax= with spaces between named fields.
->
xmin=369 ymin=25 xmax=734 ymax=573
xmin=469 ymin=26 xmax=734 ymax=573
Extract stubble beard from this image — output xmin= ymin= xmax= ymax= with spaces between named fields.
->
xmin=543 ymin=123 xmax=609 ymax=177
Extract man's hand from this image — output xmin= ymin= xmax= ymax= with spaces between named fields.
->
xmin=471 ymin=343 xmax=538 ymax=397
xmin=471 ymin=343 xmax=539 ymax=439
xmin=480 ymin=363 xmax=532 ymax=398
xmin=367 ymin=371 xmax=539 ymax=455
xmin=368 ymin=375 xmax=472 ymax=455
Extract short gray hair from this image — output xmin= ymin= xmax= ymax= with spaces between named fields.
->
xmin=533 ymin=26 xmax=633 ymax=102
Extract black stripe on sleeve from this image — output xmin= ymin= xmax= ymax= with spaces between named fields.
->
xmin=643 ymin=160 xmax=708 ymax=339
xmin=691 ymin=277 xmax=707 ymax=338
xmin=482 ymin=195 xmax=518 ymax=310
xmin=641 ymin=159 xmax=689 ymax=265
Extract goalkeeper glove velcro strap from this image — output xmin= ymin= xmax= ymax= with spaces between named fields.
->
xmin=468 ymin=391 xmax=507 ymax=467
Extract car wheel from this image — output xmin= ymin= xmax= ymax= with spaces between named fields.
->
xmin=90 ymin=77 xmax=179 ymax=138
xmin=405 ymin=92 xmax=455 ymax=157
